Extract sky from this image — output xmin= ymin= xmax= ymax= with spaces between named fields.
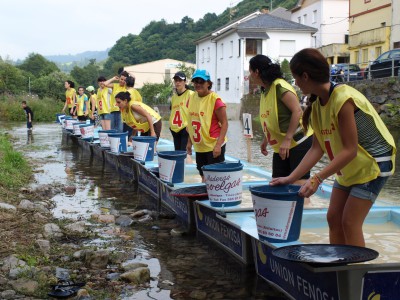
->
xmin=0 ymin=0 xmax=238 ymax=61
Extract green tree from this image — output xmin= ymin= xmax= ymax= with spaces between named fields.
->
xmin=31 ymin=71 xmax=70 ymax=100
xmin=280 ymin=59 xmax=293 ymax=82
xmin=18 ymin=53 xmax=59 ymax=77
xmin=70 ymin=59 xmax=101 ymax=88
xmin=0 ymin=61 xmax=28 ymax=94
xmin=140 ymin=80 xmax=173 ymax=106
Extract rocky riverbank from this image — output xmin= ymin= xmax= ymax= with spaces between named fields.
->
xmin=0 ymin=183 xmax=184 ymax=299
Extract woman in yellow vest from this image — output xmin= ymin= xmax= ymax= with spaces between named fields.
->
xmin=115 ymin=91 xmax=162 ymax=142
xmin=62 ymin=80 xmax=76 ymax=117
xmin=86 ymin=85 xmax=98 ymax=125
xmin=249 ymin=54 xmax=313 ymax=187
xmin=270 ymin=48 xmax=396 ymax=247
xmin=96 ymin=76 xmax=112 ymax=130
xmin=124 ymin=76 xmax=142 ymax=138
xmin=185 ymin=69 xmax=228 ymax=182
xmin=104 ymin=70 xmax=128 ymax=132
xmin=76 ymin=86 xmax=89 ymax=121
xmin=169 ymin=71 xmax=193 ymax=151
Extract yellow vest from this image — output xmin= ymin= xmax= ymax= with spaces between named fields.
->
xmin=186 ymin=92 xmax=227 ymax=152
xmin=121 ymin=100 xmax=161 ymax=132
xmin=110 ymin=83 xmax=126 ymax=112
xmin=169 ymin=89 xmax=193 ymax=133
xmin=88 ymin=94 xmax=97 ymax=115
xmin=127 ymin=88 xmax=142 ymax=102
xmin=96 ymin=88 xmax=111 ymax=115
xmin=76 ymin=94 xmax=88 ymax=116
xmin=65 ymin=88 xmax=76 ymax=108
xmin=311 ymin=84 xmax=396 ymax=186
xmin=259 ymin=78 xmax=312 ymax=153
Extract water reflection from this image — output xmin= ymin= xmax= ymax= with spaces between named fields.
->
xmin=27 ymin=130 xmax=34 ymax=144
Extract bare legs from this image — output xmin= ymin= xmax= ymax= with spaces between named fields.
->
xmin=101 ymin=119 xmax=111 ymax=130
xmin=326 ymin=187 xmax=373 ymax=247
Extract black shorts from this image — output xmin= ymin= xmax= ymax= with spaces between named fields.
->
xmin=272 ymin=136 xmax=312 ymax=179
xmin=170 ymin=128 xmax=189 ymax=151
xmin=141 ymin=119 xmax=162 ymax=141
xmin=196 ymin=144 xmax=226 ymax=176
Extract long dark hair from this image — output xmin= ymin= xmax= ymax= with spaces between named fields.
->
xmin=66 ymin=80 xmax=75 ymax=88
xmin=249 ymin=54 xmax=283 ymax=89
xmin=290 ymin=48 xmax=330 ymax=131
xmin=115 ymin=91 xmax=131 ymax=102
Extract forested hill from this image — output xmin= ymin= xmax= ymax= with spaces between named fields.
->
xmin=104 ymin=0 xmax=297 ymax=71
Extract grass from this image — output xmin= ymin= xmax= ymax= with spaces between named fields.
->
xmin=0 ymin=133 xmax=32 ymax=193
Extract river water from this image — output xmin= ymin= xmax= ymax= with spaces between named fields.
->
xmin=3 ymin=120 xmax=399 ymax=299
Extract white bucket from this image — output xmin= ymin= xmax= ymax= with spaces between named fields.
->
xmin=80 ymin=124 xmax=94 ymax=140
xmin=65 ymin=119 xmax=76 ymax=131
xmin=202 ymin=162 xmax=243 ymax=207
xmin=73 ymin=122 xmax=84 ymax=135
xmin=98 ymin=130 xmax=116 ymax=148
xmin=132 ymin=140 xmax=149 ymax=161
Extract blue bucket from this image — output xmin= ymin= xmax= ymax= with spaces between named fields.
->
xmin=158 ymin=151 xmax=187 ymax=183
xmin=202 ymin=161 xmax=243 ymax=207
xmin=250 ymin=185 xmax=304 ymax=243
xmin=108 ymin=132 xmax=128 ymax=153
xmin=98 ymin=130 xmax=117 ymax=148
xmin=56 ymin=113 xmax=66 ymax=124
xmin=132 ymin=136 xmax=156 ymax=161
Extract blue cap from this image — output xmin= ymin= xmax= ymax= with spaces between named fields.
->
xmin=192 ymin=69 xmax=210 ymax=81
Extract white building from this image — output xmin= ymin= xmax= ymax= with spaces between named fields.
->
xmin=195 ymin=11 xmax=317 ymax=118
xmin=124 ymin=59 xmax=195 ymax=89
xmin=291 ymin=0 xmax=350 ymax=64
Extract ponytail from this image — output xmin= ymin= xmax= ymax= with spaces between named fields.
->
xmin=302 ymin=94 xmax=317 ymax=131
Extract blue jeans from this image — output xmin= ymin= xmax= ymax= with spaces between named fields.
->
xmin=110 ymin=111 xmax=123 ymax=132
xmin=333 ymin=158 xmax=392 ymax=203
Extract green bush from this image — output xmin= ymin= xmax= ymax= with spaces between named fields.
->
xmin=0 ymin=95 xmax=63 ymax=122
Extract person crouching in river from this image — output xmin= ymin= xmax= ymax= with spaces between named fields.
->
xmin=115 ymin=91 xmax=162 ymax=144
xmin=185 ymin=69 xmax=228 ymax=182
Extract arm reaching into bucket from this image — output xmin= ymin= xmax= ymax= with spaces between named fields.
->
xmin=269 ymin=135 xmax=323 ymax=197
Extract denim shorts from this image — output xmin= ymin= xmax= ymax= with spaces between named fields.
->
xmin=99 ymin=113 xmax=111 ymax=120
xmin=333 ymin=159 xmax=392 ymax=203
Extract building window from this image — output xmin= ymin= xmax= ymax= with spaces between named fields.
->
xmin=355 ymin=51 xmax=360 ymax=64
xmin=394 ymin=41 xmax=400 ymax=49
xmin=225 ymin=77 xmax=229 ymax=91
xmin=298 ymin=16 xmax=301 ymax=24
xmin=217 ymin=78 xmax=221 ymax=91
xmin=303 ymin=14 xmax=307 ymax=24
xmin=279 ymin=40 xmax=296 ymax=56
xmin=375 ymin=46 xmax=382 ymax=58
xmin=238 ymin=39 xmax=241 ymax=57
xmin=362 ymin=48 xmax=368 ymax=63
xmin=201 ymin=49 xmax=204 ymax=63
xmin=246 ymin=39 xmax=262 ymax=56
xmin=230 ymin=40 xmax=234 ymax=57
xmin=220 ymin=43 xmax=224 ymax=59
xmin=312 ymin=10 xmax=317 ymax=23
xmin=207 ymin=47 xmax=210 ymax=62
